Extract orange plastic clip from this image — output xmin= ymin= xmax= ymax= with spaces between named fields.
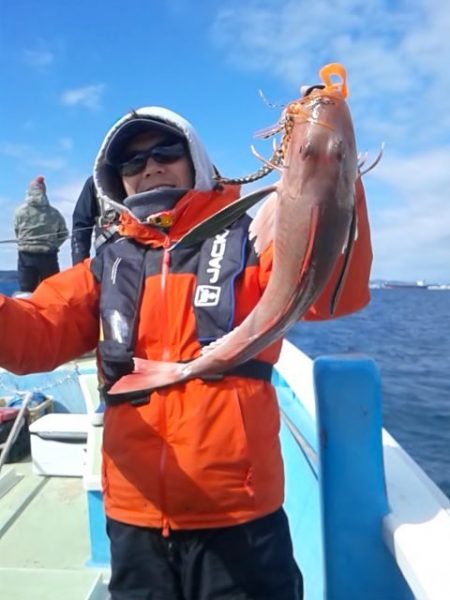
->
xmin=319 ymin=63 xmax=348 ymax=99
xmin=146 ymin=211 xmax=174 ymax=228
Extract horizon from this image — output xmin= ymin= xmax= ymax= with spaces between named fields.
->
xmin=1 ymin=0 xmax=449 ymax=282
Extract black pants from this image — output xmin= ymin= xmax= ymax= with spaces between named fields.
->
xmin=107 ymin=508 xmax=303 ymax=600
xmin=17 ymin=250 xmax=59 ymax=292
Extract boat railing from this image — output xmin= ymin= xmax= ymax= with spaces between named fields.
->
xmin=275 ymin=340 xmax=450 ymax=600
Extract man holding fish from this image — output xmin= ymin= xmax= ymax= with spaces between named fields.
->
xmin=0 ymin=65 xmax=372 ymax=599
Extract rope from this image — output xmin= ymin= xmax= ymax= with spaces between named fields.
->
xmin=0 ymin=225 xmax=100 ymax=246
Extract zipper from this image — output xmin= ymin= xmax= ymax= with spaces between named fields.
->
xmin=159 ymin=236 xmax=171 ymax=536
xmin=159 ymin=383 xmax=169 ymax=537
xmin=160 ymin=239 xmax=171 ymax=361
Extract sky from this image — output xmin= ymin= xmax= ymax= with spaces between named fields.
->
xmin=1 ymin=0 xmax=449 ymax=283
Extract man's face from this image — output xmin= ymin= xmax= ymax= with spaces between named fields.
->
xmin=120 ymin=131 xmax=194 ymax=196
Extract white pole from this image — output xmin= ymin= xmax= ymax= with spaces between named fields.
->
xmin=0 ymin=392 xmax=33 ymax=471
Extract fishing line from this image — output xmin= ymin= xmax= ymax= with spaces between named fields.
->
xmin=0 ymin=225 xmax=103 ymax=246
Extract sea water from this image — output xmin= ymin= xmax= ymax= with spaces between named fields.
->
xmin=288 ymin=288 xmax=450 ymax=498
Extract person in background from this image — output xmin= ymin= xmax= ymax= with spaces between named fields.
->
xmin=71 ymin=175 xmax=99 ymax=265
xmin=14 ymin=176 xmax=68 ymax=293
xmin=71 ymin=175 xmax=118 ymax=265
xmin=1 ymin=105 xmax=372 ymax=599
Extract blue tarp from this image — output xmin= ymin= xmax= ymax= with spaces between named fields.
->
xmin=0 ymin=368 xmax=88 ymax=413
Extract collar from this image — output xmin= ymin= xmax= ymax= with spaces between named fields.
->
xmin=117 ymin=184 xmax=241 ymax=248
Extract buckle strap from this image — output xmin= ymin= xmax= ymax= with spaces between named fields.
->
xmin=101 ymin=387 xmax=151 ymax=407
xmin=94 ymin=225 xmax=119 ymax=250
xmin=102 ymin=359 xmax=273 ymax=407
xmin=201 ymin=359 xmax=273 ymax=382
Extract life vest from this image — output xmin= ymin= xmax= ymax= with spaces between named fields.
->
xmin=90 ymin=214 xmax=273 ymax=401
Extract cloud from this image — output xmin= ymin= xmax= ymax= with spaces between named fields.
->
xmin=52 ymin=179 xmax=85 ymax=212
xmin=0 ymin=143 xmax=30 ymax=159
xmin=211 ymin=0 xmax=450 ymax=145
xmin=51 ymin=178 xmax=87 ymax=234
xmin=59 ymin=137 xmax=74 ymax=151
xmin=0 ymin=142 xmax=67 ymax=171
xmin=372 ymin=148 xmax=450 ymax=198
xmin=365 ymin=146 xmax=450 ymax=281
xmin=32 ymin=157 xmax=67 ymax=170
xmin=211 ymin=0 xmax=450 ymax=281
xmin=60 ymin=84 xmax=105 ymax=110
xmin=0 ymin=195 xmax=21 ymax=268
xmin=23 ymin=47 xmax=55 ymax=68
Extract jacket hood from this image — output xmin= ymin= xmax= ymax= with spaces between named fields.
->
xmin=93 ymin=107 xmax=217 ymax=216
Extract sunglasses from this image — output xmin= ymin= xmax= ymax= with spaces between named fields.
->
xmin=118 ymin=141 xmax=187 ymax=176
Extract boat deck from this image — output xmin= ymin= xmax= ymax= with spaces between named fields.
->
xmin=6 ymin=344 xmax=448 ymax=598
xmin=0 ymin=382 xmax=323 ymax=598
xmin=0 ymin=460 xmax=109 ymax=599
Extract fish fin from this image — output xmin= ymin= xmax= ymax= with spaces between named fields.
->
xmin=170 ymin=185 xmax=276 ymax=249
xmin=109 ymin=358 xmax=186 ymax=394
xmin=298 ymin=206 xmax=321 ymax=281
xmin=254 ymin=121 xmax=284 ymax=139
xmin=249 ymin=191 xmax=278 ymax=255
xmin=329 ymin=205 xmax=357 ymax=315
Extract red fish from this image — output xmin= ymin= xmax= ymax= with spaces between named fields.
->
xmin=110 ymin=63 xmax=359 ymax=395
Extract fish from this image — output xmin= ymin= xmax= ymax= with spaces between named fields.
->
xmin=109 ymin=63 xmax=359 ymax=395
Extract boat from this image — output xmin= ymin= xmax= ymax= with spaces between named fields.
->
xmin=1 ymin=338 xmax=450 ymax=600
xmin=382 ymin=280 xmax=429 ymax=290
xmin=1 ymin=270 xmax=450 ymax=599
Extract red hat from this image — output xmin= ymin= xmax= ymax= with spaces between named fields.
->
xmin=28 ymin=176 xmax=47 ymax=194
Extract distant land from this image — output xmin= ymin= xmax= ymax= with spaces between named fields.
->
xmin=370 ymin=279 xmax=450 ymax=290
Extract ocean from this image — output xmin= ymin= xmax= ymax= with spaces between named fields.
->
xmin=288 ymin=288 xmax=450 ymax=498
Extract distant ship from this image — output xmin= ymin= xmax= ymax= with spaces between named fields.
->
xmin=369 ymin=279 xmax=429 ymax=290
xmin=369 ymin=279 xmax=450 ymax=290
xmin=382 ymin=280 xmax=428 ymax=290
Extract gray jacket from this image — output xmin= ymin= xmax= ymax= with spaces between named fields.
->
xmin=14 ymin=184 xmax=69 ymax=253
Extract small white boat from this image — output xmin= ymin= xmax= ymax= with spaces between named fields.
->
xmin=1 ymin=340 xmax=449 ymax=599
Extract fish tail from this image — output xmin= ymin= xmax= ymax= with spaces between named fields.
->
xmin=109 ymin=358 xmax=186 ymax=395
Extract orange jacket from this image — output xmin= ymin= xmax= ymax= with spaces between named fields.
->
xmin=0 ymin=180 xmax=372 ymax=531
